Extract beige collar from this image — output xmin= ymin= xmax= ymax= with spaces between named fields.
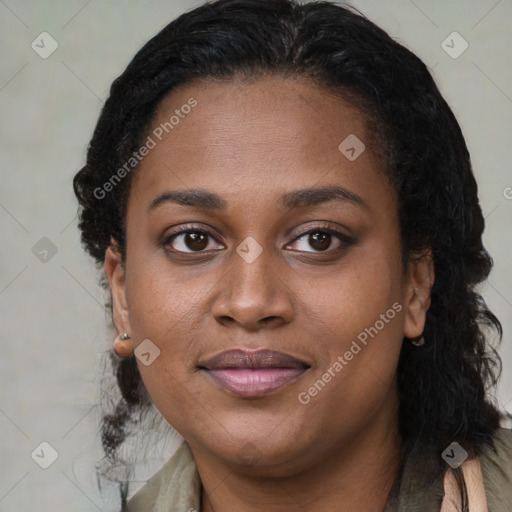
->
xmin=441 ymin=457 xmax=488 ymax=512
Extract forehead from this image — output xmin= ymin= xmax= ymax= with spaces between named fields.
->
xmin=129 ymin=75 xmax=392 ymax=210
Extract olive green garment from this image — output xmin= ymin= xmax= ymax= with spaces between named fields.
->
xmin=125 ymin=428 xmax=512 ymax=512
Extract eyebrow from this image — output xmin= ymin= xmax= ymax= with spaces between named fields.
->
xmin=147 ymin=185 xmax=367 ymax=212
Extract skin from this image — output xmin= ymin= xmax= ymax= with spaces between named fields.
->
xmin=105 ymin=75 xmax=434 ymax=511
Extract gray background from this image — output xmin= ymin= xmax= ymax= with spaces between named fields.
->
xmin=0 ymin=0 xmax=511 ymax=510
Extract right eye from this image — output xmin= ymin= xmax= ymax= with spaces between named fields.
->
xmin=163 ymin=227 xmax=225 ymax=254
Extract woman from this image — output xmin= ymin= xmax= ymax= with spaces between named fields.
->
xmin=73 ymin=0 xmax=512 ymax=510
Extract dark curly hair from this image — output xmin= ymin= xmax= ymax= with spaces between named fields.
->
xmin=73 ymin=0 xmax=505 ymax=509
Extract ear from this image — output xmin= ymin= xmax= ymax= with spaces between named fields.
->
xmin=403 ymin=248 xmax=435 ymax=340
xmin=104 ymin=238 xmax=131 ymax=335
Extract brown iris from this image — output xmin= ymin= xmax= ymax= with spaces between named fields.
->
xmin=185 ymin=232 xmax=208 ymax=251
xmin=308 ymin=231 xmax=331 ymax=251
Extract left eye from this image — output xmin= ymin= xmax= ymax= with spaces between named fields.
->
xmin=286 ymin=228 xmax=349 ymax=252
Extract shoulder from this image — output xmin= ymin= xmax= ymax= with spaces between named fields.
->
xmin=440 ymin=428 xmax=512 ymax=512
xmin=125 ymin=441 xmax=201 ymax=512
xmin=480 ymin=427 xmax=512 ymax=511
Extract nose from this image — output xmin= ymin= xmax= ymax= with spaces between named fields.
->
xmin=212 ymin=246 xmax=294 ymax=331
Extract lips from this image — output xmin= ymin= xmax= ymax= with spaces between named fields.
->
xmin=199 ymin=348 xmax=310 ymax=370
xmin=198 ymin=349 xmax=310 ymax=398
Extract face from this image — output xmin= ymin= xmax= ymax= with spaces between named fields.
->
xmin=106 ymin=75 xmax=433 ymax=477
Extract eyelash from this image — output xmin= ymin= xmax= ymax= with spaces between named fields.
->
xmin=161 ymin=223 xmax=354 ymax=256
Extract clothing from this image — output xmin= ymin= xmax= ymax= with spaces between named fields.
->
xmin=480 ymin=428 xmax=512 ymax=511
xmin=125 ymin=428 xmax=512 ymax=512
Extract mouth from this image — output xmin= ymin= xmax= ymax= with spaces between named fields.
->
xmin=197 ymin=348 xmax=311 ymax=399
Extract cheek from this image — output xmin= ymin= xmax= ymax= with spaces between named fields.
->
xmin=313 ymin=244 xmax=403 ymax=339
xmin=123 ymin=264 xmax=205 ymax=402
xmin=125 ymin=252 xmax=211 ymax=338
xmin=303 ymin=243 xmax=405 ymax=397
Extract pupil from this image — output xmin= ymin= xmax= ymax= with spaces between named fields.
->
xmin=186 ymin=232 xmax=207 ymax=251
xmin=310 ymin=231 xmax=331 ymax=251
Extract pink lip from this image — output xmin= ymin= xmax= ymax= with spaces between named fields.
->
xmin=204 ymin=368 xmax=307 ymax=398
xmin=198 ymin=348 xmax=310 ymax=398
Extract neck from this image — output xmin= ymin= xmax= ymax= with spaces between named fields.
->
xmin=193 ymin=395 xmax=402 ymax=512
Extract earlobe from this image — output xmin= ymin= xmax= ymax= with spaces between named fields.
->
xmin=104 ymin=239 xmax=131 ymax=335
xmin=403 ymin=249 xmax=435 ymax=340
